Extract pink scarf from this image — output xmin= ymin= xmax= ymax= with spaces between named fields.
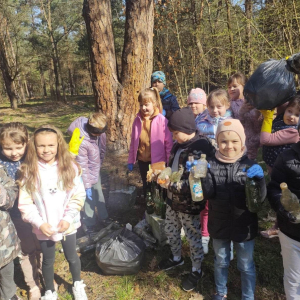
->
xmin=215 ymin=146 xmax=247 ymax=163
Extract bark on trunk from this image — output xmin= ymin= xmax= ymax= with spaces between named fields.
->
xmin=83 ymin=0 xmax=154 ymax=153
xmin=245 ymin=0 xmax=253 ymax=75
xmin=0 ymin=36 xmax=17 ymax=109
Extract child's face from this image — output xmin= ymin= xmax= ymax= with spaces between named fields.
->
xmin=218 ymin=131 xmax=243 ymax=158
xmin=173 ymin=130 xmax=193 ymax=144
xmin=1 ymin=138 xmax=26 ymax=162
xmin=140 ymin=100 xmax=155 ymax=117
xmin=188 ymin=102 xmax=206 ymax=117
xmin=151 ymin=80 xmax=164 ymax=92
xmin=283 ymin=105 xmax=300 ymax=126
xmin=228 ymin=79 xmax=244 ymax=101
xmin=208 ymin=99 xmax=228 ymax=118
xmin=35 ymin=133 xmax=58 ymax=165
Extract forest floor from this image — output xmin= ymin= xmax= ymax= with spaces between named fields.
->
xmin=0 ymin=96 xmax=286 ymax=300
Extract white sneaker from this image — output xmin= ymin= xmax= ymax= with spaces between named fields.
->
xmin=41 ymin=290 xmax=58 ymax=300
xmin=202 ymin=236 xmax=210 ymax=254
xmin=72 ymin=280 xmax=88 ymax=300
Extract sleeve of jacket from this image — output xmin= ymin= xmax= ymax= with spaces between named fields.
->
xmin=18 ymin=186 xmax=45 ymax=229
xmin=99 ymin=133 xmax=106 ymax=167
xmin=260 ymin=128 xmax=299 ymax=146
xmin=76 ymin=141 xmax=91 ymax=189
xmin=164 ymin=119 xmax=173 ymax=165
xmin=0 ymin=168 xmax=18 ymax=211
xmin=170 ymin=94 xmax=180 ymax=112
xmin=128 ymin=119 xmax=137 ymax=164
xmin=267 ymin=154 xmax=288 ymax=212
xmin=62 ymin=173 xmax=86 ymax=224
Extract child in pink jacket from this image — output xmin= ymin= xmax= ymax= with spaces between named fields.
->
xmin=128 ymin=87 xmax=173 ymax=196
xmin=18 ymin=125 xmax=87 ymax=300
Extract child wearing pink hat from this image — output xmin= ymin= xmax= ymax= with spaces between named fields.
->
xmin=201 ymin=119 xmax=266 ymax=300
xmin=187 ymin=88 xmax=208 ymax=120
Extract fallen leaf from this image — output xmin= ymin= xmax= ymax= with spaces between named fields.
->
xmin=189 ymin=292 xmax=204 ymax=300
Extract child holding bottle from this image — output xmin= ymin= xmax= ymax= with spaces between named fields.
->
xmin=201 ymin=119 xmax=266 ymax=300
xmin=128 ymin=87 xmax=173 ymax=197
xmin=18 ymin=125 xmax=87 ymax=300
xmin=260 ymin=95 xmax=300 ymax=238
xmin=267 ymin=121 xmax=300 ymax=300
xmin=157 ymin=107 xmax=215 ymax=292
xmin=0 ymin=122 xmax=43 ymax=299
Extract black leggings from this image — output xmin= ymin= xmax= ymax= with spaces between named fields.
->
xmin=138 ymin=160 xmax=151 ymax=196
xmin=40 ymin=233 xmax=81 ymax=292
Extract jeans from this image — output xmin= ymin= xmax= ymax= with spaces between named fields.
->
xmin=279 ymin=230 xmax=300 ymax=300
xmin=0 ymin=261 xmax=16 ymax=300
xmin=83 ymin=174 xmax=108 ymax=227
xmin=213 ymin=238 xmax=256 ymax=299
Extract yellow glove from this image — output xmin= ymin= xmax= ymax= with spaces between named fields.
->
xmin=69 ymin=128 xmax=84 ymax=156
xmin=259 ymin=109 xmax=275 ymax=133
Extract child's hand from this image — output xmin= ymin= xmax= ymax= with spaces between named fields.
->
xmin=128 ymin=163 xmax=134 ymax=172
xmin=40 ymin=223 xmax=55 ymax=237
xmin=57 ymin=220 xmax=70 ymax=233
xmin=259 ymin=109 xmax=275 ymax=119
xmin=69 ymin=128 xmax=84 ymax=156
xmin=247 ymin=164 xmax=264 ymax=179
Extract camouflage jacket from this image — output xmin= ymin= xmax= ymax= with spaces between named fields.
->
xmin=0 ymin=165 xmax=20 ymax=268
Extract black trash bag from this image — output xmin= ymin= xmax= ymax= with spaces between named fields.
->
xmin=287 ymin=53 xmax=300 ymax=74
xmin=244 ymin=58 xmax=296 ymax=110
xmin=96 ymin=228 xmax=146 ymax=275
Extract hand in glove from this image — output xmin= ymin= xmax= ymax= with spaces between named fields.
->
xmin=247 ymin=164 xmax=264 ymax=179
xmin=278 ymin=206 xmax=297 ymax=223
xmin=86 ymin=188 xmax=93 ymax=201
xmin=69 ymin=128 xmax=84 ymax=156
xmin=127 ymin=164 xmax=134 ymax=172
xmin=259 ymin=109 xmax=275 ymax=133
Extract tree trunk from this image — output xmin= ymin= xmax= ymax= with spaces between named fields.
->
xmin=83 ymin=0 xmax=154 ymax=152
xmin=225 ymin=0 xmax=234 ymax=73
xmin=245 ymin=0 xmax=253 ymax=75
xmin=0 ymin=36 xmax=17 ymax=109
xmin=39 ymin=63 xmax=47 ymax=97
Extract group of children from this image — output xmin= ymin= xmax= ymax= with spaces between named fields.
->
xmin=0 ymin=112 xmax=109 ymax=300
xmin=1 ymin=68 xmax=300 ymax=300
xmin=128 ymin=70 xmax=300 ymax=299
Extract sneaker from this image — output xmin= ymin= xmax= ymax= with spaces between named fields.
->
xmin=182 ymin=270 xmax=204 ymax=292
xmin=212 ymin=293 xmax=227 ymax=300
xmin=202 ymin=236 xmax=210 ymax=254
xmin=41 ymin=290 xmax=58 ymax=300
xmin=72 ymin=280 xmax=88 ymax=300
xmin=29 ymin=286 xmax=41 ymax=300
xmin=158 ymin=256 xmax=184 ymax=271
xmin=260 ymin=228 xmax=279 ymax=238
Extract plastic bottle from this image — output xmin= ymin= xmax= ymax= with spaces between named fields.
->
xmin=170 ymin=165 xmax=184 ymax=182
xmin=187 ymin=155 xmax=204 ymax=202
xmin=194 ymin=154 xmax=208 ymax=178
xmin=280 ymin=182 xmax=300 ymax=223
xmin=245 ymin=172 xmax=261 ymax=213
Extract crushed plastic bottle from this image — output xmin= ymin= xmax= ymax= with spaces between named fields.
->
xmin=169 ymin=165 xmax=184 ymax=182
xmin=157 ymin=167 xmax=172 ymax=188
xmin=187 ymin=155 xmax=204 ymax=202
xmin=194 ymin=154 xmax=208 ymax=178
xmin=280 ymin=182 xmax=300 ymax=223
